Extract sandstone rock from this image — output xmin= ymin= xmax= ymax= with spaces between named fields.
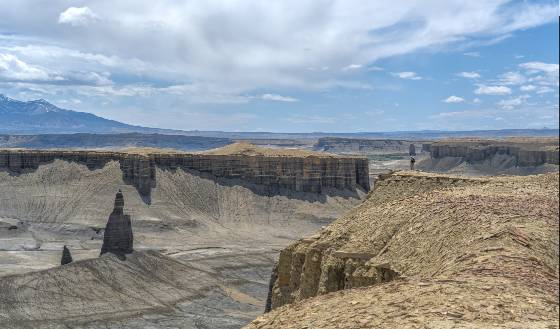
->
xmin=314 ymin=137 xmax=422 ymax=155
xmin=249 ymin=171 xmax=559 ymax=328
xmin=428 ymin=140 xmax=559 ymax=166
xmin=100 ymin=190 xmax=133 ymax=258
xmin=0 ymin=149 xmax=370 ymax=202
xmin=60 ymin=245 xmax=73 ymax=265
xmin=264 ymin=263 xmax=278 ymax=313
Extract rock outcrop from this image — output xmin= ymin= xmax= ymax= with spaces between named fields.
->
xmin=250 ymin=171 xmax=559 ymax=328
xmin=0 ymin=149 xmax=370 ymax=201
xmin=426 ymin=139 xmax=559 ymax=166
xmin=60 ymin=245 xmax=73 ymax=265
xmin=314 ymin=137 xmax=423 ymax=155
xmin=100 ymin=190 xmax=133 ymax=258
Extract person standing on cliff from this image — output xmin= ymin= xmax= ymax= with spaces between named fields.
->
xmin=410 ymin=156 xmax=416 ymax=170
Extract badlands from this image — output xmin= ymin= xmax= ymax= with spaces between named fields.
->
xmin=0 ymin=143 xmax=367 ymax=328
xmin=0 ymin=139 xmax=558 ymax=328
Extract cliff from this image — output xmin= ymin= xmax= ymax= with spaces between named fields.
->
xmin=427 ymin=139 xmax=559 ymax=166
xmin=247 ymin=171 xmax=559 ymax=327
xmin=0 ymin=147 xmax=369 ymax=202
xmin=314 ymin=137 xmax=422 ymax=154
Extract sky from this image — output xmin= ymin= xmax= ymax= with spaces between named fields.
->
xmin=0 ymin=0 xmax=558 ymax=132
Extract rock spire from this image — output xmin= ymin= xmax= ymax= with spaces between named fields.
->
xmin=100 ymin=189 xmax=134 ymax=258
xmin=61 ymin=245 xmax=73 ymax=265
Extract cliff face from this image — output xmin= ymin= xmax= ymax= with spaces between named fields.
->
xmin=314 ymin=137 xmax=421 ymax=154
xmin=428 ymin=141 xmax=559 ymax=166
xmin=153 ymin=153 xmax=370 ymax=193
xmin=0 ymin=149 xmax=369 ymax=202
xmin=248 ymin=172 xmax=559 ymax=328
xmin=269 ymin=173 xmax=477 ymax=309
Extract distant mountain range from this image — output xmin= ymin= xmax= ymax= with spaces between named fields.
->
xmin=0 ymin=94 xmax=172 ymax=134
xmin=0 ymin=94 xmax=558 ymax=139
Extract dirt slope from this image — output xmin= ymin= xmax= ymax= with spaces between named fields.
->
xmin=0 ymin=156 xmax=364 ymax=328
xmin=246 ymin=171 xmax=559 ymax=328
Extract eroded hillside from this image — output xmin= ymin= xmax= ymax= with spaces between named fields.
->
xmin=246 ymin=171 xmax=559 ymax=328
xmin=0 ymin=146 xmax=368 ymax=328
xmin=419 ymin=138 xmax=559 ymax=175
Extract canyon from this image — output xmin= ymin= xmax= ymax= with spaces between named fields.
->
xmin=0 ymin=137 xmax=558 ymax=328
xmin=0 ymin=147 xmax=369 ymax=203
xmin=0 ymin=143 xmax=368 ymax=328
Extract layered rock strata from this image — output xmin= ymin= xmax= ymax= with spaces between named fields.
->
xmin=427 ymin=140 xmax=559 ymax=166
xmin=0 ymin=149 xmax=370 ymax=201
xmin=100 ymin=190 xmax=133 ymax=258
xmin=258 ymin=171 xmax=559 ymax=324
xmin=314 ymin=137 xmax=422 ymax=155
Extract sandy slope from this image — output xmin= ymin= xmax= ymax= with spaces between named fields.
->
xmin=0 ymin=158 xmax=363 ymax=328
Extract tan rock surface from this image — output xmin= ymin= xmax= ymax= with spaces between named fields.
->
xmin=246 ymin=171 xmax=559 ymax=328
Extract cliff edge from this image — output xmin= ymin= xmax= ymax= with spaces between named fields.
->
xmin=419 ymin=138 xmax=559 ymax=175
xmin=246 ymin=171 xmax=559 ymax=328
xmin=0 ymin=144 xmax=370 ymax=202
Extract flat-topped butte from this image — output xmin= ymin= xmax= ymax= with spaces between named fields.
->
xmin=0 ymin=144 xmax=370 ymax=201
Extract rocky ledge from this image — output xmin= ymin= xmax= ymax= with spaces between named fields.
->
xmin=423 ymin=138 xmax=559 ymax=166
xmin=0 ymin=146 xmax=369 ymax=202
xmin=250 ymin=171 xmax=559 ymax=327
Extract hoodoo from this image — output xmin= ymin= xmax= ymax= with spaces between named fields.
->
xmin=60 ymin=245 xmax=73 ymax=265
xmin=100 ymin=190 xmax=134 ymax=258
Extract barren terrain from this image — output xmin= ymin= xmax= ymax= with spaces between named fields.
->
xmin=0 ymin=148 xmax=365 ymax=328
xmin=247 ymin=171 xmax=559 ymax=328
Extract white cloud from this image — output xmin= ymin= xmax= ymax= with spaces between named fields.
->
xmin=499 ymin=71 xmax=526 ymax=85
xmin=520 ymin=84 xmax=537 ymax=92
xmin=443 ymin=95 xmax=465 ymax=103
xmin=457 ymin=71 xmax=480 ymax=79
xmin=473 ymin=98 xmax=482 ymax=103
xmin=497 ymin=95 xmax=529 ymax=110
xmin=342 ymin=64 xmax=362 ymax=71
xmin=392 ymin=71 xmax=421 ymax=80
xmin=536 ymin=86 xmax=554 ymax=94
xmin=518 ymin=61 xmax=559 ymax=89
xmin=0 ymin=53 xmax=50 ymax=81
xmin=58 ymin=7 xmax=99 ymax=26
xmin=3 ymin=0 xmax=554 ymax=95
xmin=0 ymin=0 xmax=558 ymax=131
xmin=261 ymin=93 xmax=298 ymax=102
xmin=519 ymin=61 xmax=559 ymax=74
xmin=474 ymin=85 xmax=512 ymax=95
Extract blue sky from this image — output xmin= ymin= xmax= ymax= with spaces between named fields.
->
xmin=0 ymin=0 xmax=558 ymax=132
